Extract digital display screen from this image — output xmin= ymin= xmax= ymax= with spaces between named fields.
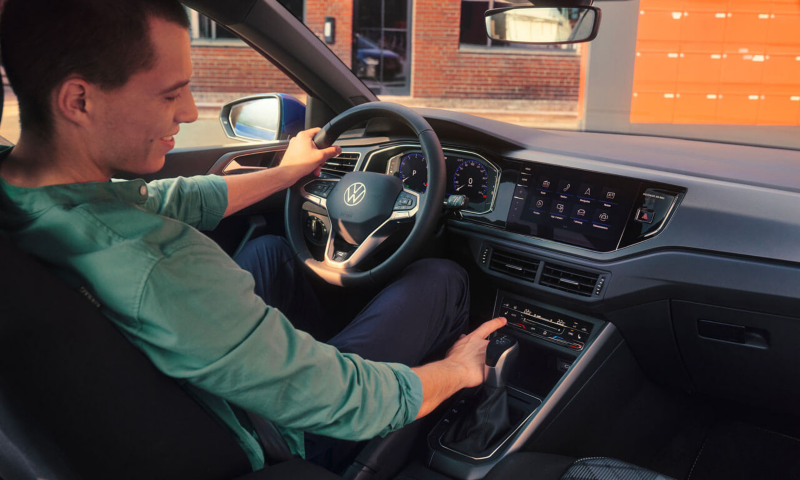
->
xmin=506 ymin=163 xmax=641 ymax=252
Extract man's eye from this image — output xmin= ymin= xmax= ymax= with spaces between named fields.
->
xmin=165 ymin=94 xmax=181 ymax=102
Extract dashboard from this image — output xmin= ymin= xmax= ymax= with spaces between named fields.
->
xmin=196 ymin=107 xmax=799 ymax=421
xmin=361 ymin=142 xmax=685 ymax=253
xmin=319 ymin=113 xmax=800 ymax=414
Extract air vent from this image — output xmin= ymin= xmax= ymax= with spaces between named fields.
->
xmin=321 ymin=152 xmax=359 ymax=176
xmin=539 ymin=263 xmax=599 ymax=297
xmin=488 ymin=248 xmax=540 ymax=283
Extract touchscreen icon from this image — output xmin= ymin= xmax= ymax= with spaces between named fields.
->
xmin=606 ymin=191 xmax=616 ymax=199
xmin=562 ymin=183 xmax=571 ymax=192
xmin=584 ymin=187 xmax=591 ymax=196
xmin=542 ymin=180 xmax=551 ymax=189
xmin=577 ymin=208 xmax=586 ymax=217
xmin=556 ymin=203 xmax=565 ymax=213
xmin=535 ymin=199 xmax=544 ymax=209
xmin=599 ymin=212 xmax=609 ymax=222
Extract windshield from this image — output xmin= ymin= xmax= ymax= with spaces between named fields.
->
xmin=282 ymin=0 xmax=799 ymax=150
xmin=0 ymin=1 xmax=797 ymax=150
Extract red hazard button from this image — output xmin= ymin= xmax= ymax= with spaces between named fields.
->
xmin=635 ymin=207 xmax=655 ymax=224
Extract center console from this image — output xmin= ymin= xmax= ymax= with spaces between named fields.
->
xmin=424 ymin=291 xmax=610 ymax=480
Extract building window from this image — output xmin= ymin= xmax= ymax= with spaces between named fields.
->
xmin=459 ymin=0 xmax=577 ymax=52
xmin=188 ymin=10 xmax=238 ymax=41
xmin=188 ymin=1 xmax=302 ymax=42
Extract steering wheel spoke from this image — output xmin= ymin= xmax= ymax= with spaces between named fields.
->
xmin=324 ymin=188 xmax=420 ymax=269
xmin=389 ymin=188 xmax=420 ymax=220
xmin=299 ymin=177 xmax=340 ymax=209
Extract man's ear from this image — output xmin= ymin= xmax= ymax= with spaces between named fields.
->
xmin=53 ymin=76 xmax=94 ymax=128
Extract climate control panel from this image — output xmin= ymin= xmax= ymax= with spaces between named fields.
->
xmin=493 ymin=294 xmax=595 ymax=351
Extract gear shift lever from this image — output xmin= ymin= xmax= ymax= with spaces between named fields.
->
xmin=485 ymin=333 xmax=519 ymax=388
xmin=442 ymin=331 xmax=520 ymax=456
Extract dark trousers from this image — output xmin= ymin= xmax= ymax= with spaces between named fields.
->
xmin=234 ymin=235 xmax=469 ymax=471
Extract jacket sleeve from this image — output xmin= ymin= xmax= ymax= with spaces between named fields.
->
xmin=130 ymin=240 xmax=423 ymax=445
xmin=142 ymin=175 xmax=228 ymax=231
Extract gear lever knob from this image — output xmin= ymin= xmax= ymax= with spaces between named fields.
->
xmin=484 ymin=333 xmax=519 ymax=388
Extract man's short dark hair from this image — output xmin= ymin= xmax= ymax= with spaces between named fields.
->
xmin=0 ymin=0 xmax=190 ymax=139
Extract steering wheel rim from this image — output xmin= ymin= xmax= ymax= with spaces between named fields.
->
xmin=285 ymin=101 xmax=445 ymax=288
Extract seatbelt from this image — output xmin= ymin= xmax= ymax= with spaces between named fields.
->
xmin=245 ymin=411 xmax=296 ymax=465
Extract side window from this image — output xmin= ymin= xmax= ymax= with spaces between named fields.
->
xmin=177 ymin=8 xmax=307 ymax=148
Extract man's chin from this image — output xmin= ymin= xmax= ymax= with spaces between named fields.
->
xmin=119 ymin=156 xmax=166 ymax=177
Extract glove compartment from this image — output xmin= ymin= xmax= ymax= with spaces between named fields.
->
xmin=671 ymin=300 xmax=800 ymax=415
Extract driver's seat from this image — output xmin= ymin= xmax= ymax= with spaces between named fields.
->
xmin=0 ymin=234 xmax=343 ymax=480
xmin=0 ymin=233 xmax=257 ymax=479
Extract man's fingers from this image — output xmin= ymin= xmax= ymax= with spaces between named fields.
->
xmin=319 ymin=145 xmax=341 ymax=161
xmin=470 ymin=317 xmax=507 ymax=340
xmin=300 ymin=127 xmax=322 ymax=138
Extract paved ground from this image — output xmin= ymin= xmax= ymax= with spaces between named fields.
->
xmin=1 ymin=94 xmax=579 ymax=148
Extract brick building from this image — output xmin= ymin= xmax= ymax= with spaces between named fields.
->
xmin=188 ymin=0 xmax=582 ymax=106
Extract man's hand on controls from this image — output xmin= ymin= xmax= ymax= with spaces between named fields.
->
xmin=444 ymin=316 xmax=509 ymax=388
xmin=279 ymin=127 xmax=341 ymax=179
xmin=412 ymin=317 xmax=507 ymax=419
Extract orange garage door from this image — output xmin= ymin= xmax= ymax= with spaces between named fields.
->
xmin=631 ymin=0 xmax=800 ymax=125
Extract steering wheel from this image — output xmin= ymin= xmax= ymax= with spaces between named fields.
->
xmin=285 ymin=102 xmax=445 ymax=288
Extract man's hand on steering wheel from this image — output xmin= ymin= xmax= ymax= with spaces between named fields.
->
xmin=280 ymin=127 xmax=341 ymax=180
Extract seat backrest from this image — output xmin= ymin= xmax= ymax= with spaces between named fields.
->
xmin=0 ymin=234 xmax=252 ymax=480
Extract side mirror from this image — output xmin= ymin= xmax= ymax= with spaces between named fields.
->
xmin=484 ymin=6 xmax=601 ymax=45
xmin=219 ymin=93 xmax=306 ymax=142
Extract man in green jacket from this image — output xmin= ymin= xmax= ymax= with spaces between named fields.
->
xmin=0 ymin=0 xmax=505 ymax=472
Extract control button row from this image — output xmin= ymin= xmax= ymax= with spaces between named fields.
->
xmin=305 ymin=181 xmax=335 ymax=198
xmin=394 ymin=191 xmax=417 ymax=211
xmin=507 ymin=321 xmax=584 ymax=351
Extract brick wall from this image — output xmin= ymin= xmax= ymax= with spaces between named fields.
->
xmin=305 ymin=0 xmax=354 ymax=68
xmin=188 ymin=0 xmax=580 ymax=102
xmin=410 ymin=0 xmax=580 ymax=100
xmin=189 ymin=45 xmax=305 ymax=101
xmin=189 ymin=0 xmax=355 ymax=103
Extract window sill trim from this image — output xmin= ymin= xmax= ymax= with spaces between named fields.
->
xmin=190 ymin=38 xmax=248 ymax=47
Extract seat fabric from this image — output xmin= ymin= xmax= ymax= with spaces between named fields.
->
xmin=485 ymin=452 xmax=676 ymax=480
xmin=563 ymin=457 xmax=676 ymax=480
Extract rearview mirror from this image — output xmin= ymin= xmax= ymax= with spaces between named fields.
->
xmin=484 ymin=6 xmax=600 ymax=45
xmin=219 ymin=93 xmax=306 ymax=142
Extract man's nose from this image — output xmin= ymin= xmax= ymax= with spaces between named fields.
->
xmin=177 ymin=90 xmax=199 ymax=124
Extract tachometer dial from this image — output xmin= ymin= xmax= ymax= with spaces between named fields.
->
xmin=399 ymin=153 xmax=428 ymax=193
xmin=453 ymin=160 xmax=489 ymax=203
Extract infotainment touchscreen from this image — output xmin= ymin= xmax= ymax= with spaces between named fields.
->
xmin=505 ymin=163 xmax=641 ymax=252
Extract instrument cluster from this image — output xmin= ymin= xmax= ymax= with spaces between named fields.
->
xmin=384 ymin=148 xmax=500 ymax=214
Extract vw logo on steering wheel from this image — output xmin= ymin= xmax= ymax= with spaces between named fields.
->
xmin=343 ymin=182 xmax=367 ymax=206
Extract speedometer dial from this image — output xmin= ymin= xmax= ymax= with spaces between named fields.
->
xmin=399 ymin=153 xmax=428 ymax=193
xmin=453 ymin=159 xmax=489 ymax=202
